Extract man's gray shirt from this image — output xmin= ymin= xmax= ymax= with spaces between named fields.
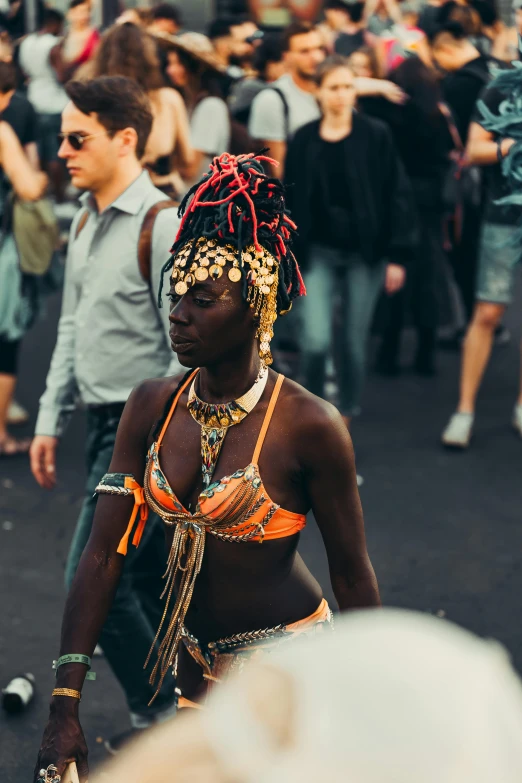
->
xmin=35 ymin=170 xmax=182 ymax=438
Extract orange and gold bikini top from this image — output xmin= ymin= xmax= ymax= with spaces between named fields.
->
xmin=144 ymin=369 xmax=306 ymax=544
xmin=95 ymin=370 xmax=307 ymax=699
xmin=94 ymin=370 xmax=306 ymax=558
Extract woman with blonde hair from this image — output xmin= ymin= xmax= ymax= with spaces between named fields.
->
xmin=90 ymin=22 xmax=193 ymax=198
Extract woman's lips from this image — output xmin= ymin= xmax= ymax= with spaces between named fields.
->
xmin=170 ymin=336 xmax=194 ymax=352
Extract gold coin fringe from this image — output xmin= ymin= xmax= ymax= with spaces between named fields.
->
xmin=171 ymin=237 xmax=279 ymax=366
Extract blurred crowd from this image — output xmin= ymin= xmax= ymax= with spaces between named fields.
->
xmin=1 ymin=0 xmax=522 ymax=456
xmin=1 ymin=1 xmax=521 ymax=778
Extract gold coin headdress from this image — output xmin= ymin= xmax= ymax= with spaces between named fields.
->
xmin=159 ymin=151 xmax=306 ymax=366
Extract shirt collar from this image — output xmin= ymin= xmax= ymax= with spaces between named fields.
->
xmin=79 ymin=170 xmax=154 ymax=215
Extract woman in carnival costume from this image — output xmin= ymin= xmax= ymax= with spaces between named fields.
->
xmin=34 ymin=152 xmax=380 ymax=782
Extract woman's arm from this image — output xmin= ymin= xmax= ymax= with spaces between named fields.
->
xmin=298 ymin=399 xmax=381 ymax=611
xmin=466 ymin=122 xmax=515 ymax=166
xmin=34 ymin=381 xmax=165 ymax=782
xmin=0 ymin=122 xmax=47 ymax=200
xmin=50 ymin=41 xmax=77 ymax=84
xmin=170 ymin=87 xmax=195 ymax=172
xmin=354 ymin=77 xmax=407 ymax=105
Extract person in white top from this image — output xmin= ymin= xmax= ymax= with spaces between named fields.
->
xmin=19 ymin=9 xmax=68 ymax=201
xmin=163 ymin=32 xmax=231 ymax=187
xmin=249 ymin=21 xmax=324 ymax=178
xmin=249 ymin=20 xmax=408 ymax=179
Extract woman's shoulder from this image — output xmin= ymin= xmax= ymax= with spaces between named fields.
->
xmin=196 ymin=95 xmax=227 ymax=112
xmin=291 ymin=118 xmax=321 ymax=141
xmin=354 ymin=109 xmax=390 ymax=136
xmin=126 ymin=373 xmax=192 ymax=436
xmin=156 ymin=86 xmax=185 ymax=108
xmin=278 ymin=375 xmax=347 ymax=442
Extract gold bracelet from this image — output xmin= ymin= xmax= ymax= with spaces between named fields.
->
xmin=52 ymin=688 xmax=81 ymax=700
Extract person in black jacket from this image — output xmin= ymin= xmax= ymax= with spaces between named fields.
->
xmin=285 ymin=55 xmax=415 ymax=424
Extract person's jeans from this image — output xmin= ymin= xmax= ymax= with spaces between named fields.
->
xmin=301 ymin=245 xmax=386 ymax=417
xmin=65 ymin=406 xmax=175 ymax=718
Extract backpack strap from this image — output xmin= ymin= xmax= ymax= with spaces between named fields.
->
xmin=75 ymin=208 xmax=89 ymax=239
xmin=138 ymin=200 xmax=177 ymax=286
xmin=269 ymin=86 xmax=290 ymax=140
xmin=438 ymin=102 xmax=464 ymax=155
xmin=73 ymin=199 xmax=177 ymax=287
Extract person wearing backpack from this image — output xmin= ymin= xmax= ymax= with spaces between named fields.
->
xmin=248 ymin=22 xmax=325 ymax=178
xmin=429 ymin=13 xmax=509 ymax=334
xmin=441 ymin=71 xmax=522 ymax=448
xmin=29 ymin=76 xmax=182 ymax=752
xmin=162 ymin=32 xmax=233 ymax=188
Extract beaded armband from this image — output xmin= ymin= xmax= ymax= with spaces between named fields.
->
xmin=95 ymin=473 xmax=149 ymax=556
xmin=53 ymin=653 xmax=96 ymax=681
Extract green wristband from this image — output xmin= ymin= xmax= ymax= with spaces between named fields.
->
xmin=53 ymin=654 xmax=97 ymax=681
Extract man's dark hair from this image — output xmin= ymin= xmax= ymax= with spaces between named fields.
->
xmin=253 ymin=33 xmax=283 ymax=77
xmin=324 ymin=0 xmax=350 ymax=11
xmin=429 ymin=1 xmax=478 ymax=41
xmin=43 ymin=8 xmax=64 ymax=26
xmin=65 ymin=76 xmax=153 ymax=159
xmin=0 ymin=61 xmax=16 ymax=94
xmin=471 ymin=0 xmax=498 ymax=27
xmin=208 ymin=18 xmax=233 ymax=40
xmin=346 ymin=2 xmax=364 ymax=23
xmin=281 ymin=21 xmax=317 ymax=52
xmin=150 ymin=2 xmax=181 ymax=25
xmin=69 ymin=0 xmax=89 ymax=9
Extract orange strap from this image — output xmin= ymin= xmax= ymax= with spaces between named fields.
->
xmin=157 ymin=370 xmax=199 ymax=447
xmin=116 ymin=477 xmax=149 ymax=556
xmin=252 ymin=374 xmax=285 ymax=464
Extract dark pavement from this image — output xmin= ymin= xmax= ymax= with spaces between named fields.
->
xmin=1 ymin=283 xmax=521 ymax=780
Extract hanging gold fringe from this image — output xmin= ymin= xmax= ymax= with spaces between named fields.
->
xmin=143 ymin=523 xmax=206 ymax=704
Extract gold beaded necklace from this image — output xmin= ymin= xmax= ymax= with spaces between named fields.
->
xmin=187 ymin=366 xmax=269 ymax=488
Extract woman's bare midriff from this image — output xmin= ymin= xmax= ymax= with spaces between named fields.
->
xmin=166 ymin=529 xmax=324 ymax=697
xmin=167 ymin=529 xmax=323 ymax=642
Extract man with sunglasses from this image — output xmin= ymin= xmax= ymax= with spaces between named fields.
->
xmin=30 ymin=76 xmax=181 ymax=752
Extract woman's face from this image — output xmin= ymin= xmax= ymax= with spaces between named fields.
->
xmin=168 ymin=257 xmax=258 ymax=368
xmin=318 ymin=66 xmax=356 ymax=115
xmin=349 ymin=52 xmax=373 ymax=78
xmin=166 ymin=51 xmax=188 ymax=88
xmin=67 ymin=1 xmax=91 ymax=28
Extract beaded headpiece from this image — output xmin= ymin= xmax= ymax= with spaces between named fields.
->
xmin=160 ymin=151 xmax=306 ymax=366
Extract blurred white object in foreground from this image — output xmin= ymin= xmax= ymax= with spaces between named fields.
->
xmin=95 ymin=609 xmax=522 ymax=783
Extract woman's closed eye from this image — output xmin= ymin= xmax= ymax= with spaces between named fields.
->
xmin=168 ymin=292 xmax=214 ymax=308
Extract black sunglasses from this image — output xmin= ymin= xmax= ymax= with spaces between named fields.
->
xmin=57 ymin=131 xmax=108 ymax=150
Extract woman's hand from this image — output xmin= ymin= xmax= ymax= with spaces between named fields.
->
xmin=34 ymin=705 xmax=88 ymax=783
xmin=378 ymin=80 xmax=407 ymax=105
xmin=385 ymin=263 xmax=406 ymax=295
xmin=0 ymin=122 xmax=49 ymax=200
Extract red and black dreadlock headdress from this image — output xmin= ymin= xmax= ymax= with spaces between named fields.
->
xmin=159 ymin=151 xmax=306 ymax=315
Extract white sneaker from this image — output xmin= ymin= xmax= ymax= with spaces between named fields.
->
xmin=442 ymin=412 xmax=474 ymax=449
xmin=7 ymin=400 xmax=29 ymax=425
xmin=513 ymin=405 xmax=522 ymax=437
